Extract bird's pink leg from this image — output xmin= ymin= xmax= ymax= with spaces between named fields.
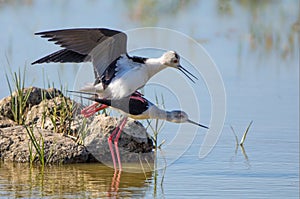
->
xmin=130 ymin=95 xmax=147 ymax=103
xmin=81 ymin=102 xmax=108 ymax=117
xmin=108 ymin=125 xmax=120 ymax=170
xmin=133 ymin=91 xmax=144 ymax=97
xmin=114 ymin=117 xmax=128 ymax=171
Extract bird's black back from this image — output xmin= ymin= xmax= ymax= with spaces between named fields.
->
xmin=92 ymin=94 xmax=149 ymax=115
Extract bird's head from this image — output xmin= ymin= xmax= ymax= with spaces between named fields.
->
xmin=167 ymin=110 xmax=189 ymax=123
xmin=161 ymin=51 xmax=180 ymax=68
xmin=161 ymin=51 xmax=198 ymax=83
xmin=167 ymin=110 xmax=209 ymax=129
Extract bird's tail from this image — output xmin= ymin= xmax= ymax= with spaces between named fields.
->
xmin=67 ymin=90 xmax=110 ymax=118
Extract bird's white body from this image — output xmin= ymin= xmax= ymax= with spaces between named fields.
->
xmin=81 ymin=54 xmax=167 ymax=99
xmin=32 ymin=28 xmax=197 ymax=100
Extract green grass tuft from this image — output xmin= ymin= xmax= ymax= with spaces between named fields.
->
xmin=5 ymin=66 xmax=32 ymax=125
xmin=48 ymin=94 xmax=75 ymax=135
xmin=25 ymin=124 xmax=45 ymax=166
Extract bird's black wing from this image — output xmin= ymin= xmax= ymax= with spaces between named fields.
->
xmin=88 ymin=94 xmax=149 ymax=116
xmin=128 ymin=97 xmax=149 ymax=115
xmin=32 ymin=28 xmax=127 ymax=79
xmin=32 ymin=49 xmax=88 ymax=64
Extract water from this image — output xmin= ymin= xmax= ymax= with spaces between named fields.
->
xmin=0 ymin=163 xmax=153 ymax=198
xmin=0 ymin=0 xmax=299 ymax=198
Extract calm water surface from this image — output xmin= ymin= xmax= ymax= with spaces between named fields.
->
xmin=0 ymin=0 xmax=299 ymax=198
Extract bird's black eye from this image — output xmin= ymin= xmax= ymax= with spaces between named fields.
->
xmin=174 ymin=53 xmax=179 ymax=59
xmin=173 ymin=59 xmax=178 ymax=63
xmin=176 ymin=112 xmax=183 ymax=118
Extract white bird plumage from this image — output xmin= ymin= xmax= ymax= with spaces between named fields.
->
xmin=32 ymin=28 xmax=198 ymax=99
xmin=79 ymin=51 xmax=184 ymax=99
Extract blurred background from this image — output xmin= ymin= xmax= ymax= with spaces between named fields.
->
xmin=0 ymin=0 xmax=299 ymax=198
xmin=0 ymin=0 xmax=298 ymax=97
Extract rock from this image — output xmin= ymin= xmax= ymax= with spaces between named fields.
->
xmin=0 ymin=87 xmax=155 ymax=165
xmin=0 ymin=87 xmax=62 ymax=121
xmin=0 ymin=126 xmax=96 ymax=164
xmin=0 ymin=115 xmax=16 ymax=128
xmin=84 ymin=114 xmax=154 ymax=166
xmin=25 ymin=95 xmax=81 ymax=133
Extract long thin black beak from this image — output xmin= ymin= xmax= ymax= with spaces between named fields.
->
xmin=67 ymin=90 xmax=109 ymax=104
xmin=67 ymin=90 xmax=98 ymax=96
xmin=187 ymin=119 xmax=209 ymax=129
xmin=178 ymin=65 xmax=198 ymax=83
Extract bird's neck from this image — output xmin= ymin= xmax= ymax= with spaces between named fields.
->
xmin=159 ymin=111 xmax=181 ymax=123
xmin=158 ymin=111 xmax=180 ymax=123
xmin=151 ymin=108 xmax=174 ymax=122
xmin=148 ymin=105 xmax=169 ymax=120
xmin=144 ymin=58 xmax=167 ymax=78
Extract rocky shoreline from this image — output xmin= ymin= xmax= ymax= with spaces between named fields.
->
xmin=0 ymin=87 xmax=154 ymax=165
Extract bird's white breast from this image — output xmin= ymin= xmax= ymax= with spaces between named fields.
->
xmin=107 ymin=56 xmax=150 ymax=99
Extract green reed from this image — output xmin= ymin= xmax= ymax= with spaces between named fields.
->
xmin=25 ymin=124 xmax=45 ymax=166
xmin=5 ymin=66 xmax=32 ymax=125
xmin=146 ymin=92 xmax=165 ymax=151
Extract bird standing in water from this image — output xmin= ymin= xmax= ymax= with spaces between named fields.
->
xmin=74 ymin=92 xmax=208 ymax=171
xmin=32 ymin=28 xmax=204 ymax=171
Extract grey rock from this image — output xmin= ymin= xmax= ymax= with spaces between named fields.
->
xmin=0 ymin=87 xmax=62 ymax=121
xmin=0 ymin=115 xmax=16 ymax=128
xmin=0 ymin=126 xmax=96 ymax=164
xmin=25 ymin=95 xmax=81 ymax=132
xmin=84 ymin=115 xmax=154 ymax=165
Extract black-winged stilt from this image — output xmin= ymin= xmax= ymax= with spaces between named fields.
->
xmin=73 ymin=91 xmax=208 ymax=171
xmin=32 ymin=28 xmax=198 ymax=100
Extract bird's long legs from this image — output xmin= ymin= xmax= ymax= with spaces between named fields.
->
xmin=108 ymin=117 xmax=128 ymax=171
xmin=81 ymin=102 xmax=108 ymax=117
xmin=108 ymin=131 xmax=118 ymax=169
xmin=81 ymin=91 xmax=144 ymax=117
xmin=81 ymin=101 xmax=127 ymax=170
xmin=114 ymin=117 xmax=127 ymax=170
